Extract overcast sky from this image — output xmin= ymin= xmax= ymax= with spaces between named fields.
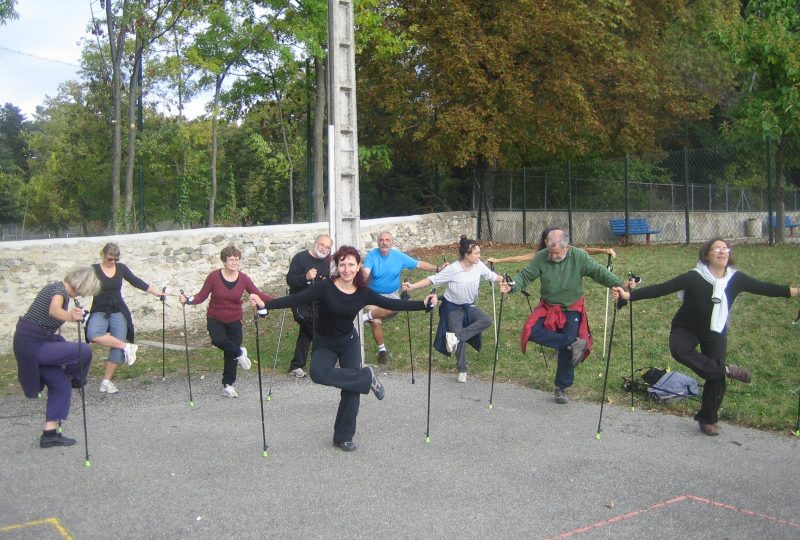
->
xmin=0 ymin=0 xmax=206 ymax=120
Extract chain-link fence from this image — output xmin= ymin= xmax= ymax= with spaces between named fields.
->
xmin=477 ymin=138 xmax=800 ymax=245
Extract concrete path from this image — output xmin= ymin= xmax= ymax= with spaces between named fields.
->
xmin=1 ymin=368 xmax=798 ymax=539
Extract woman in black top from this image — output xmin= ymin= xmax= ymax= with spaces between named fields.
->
xmin=86 ymin=243 xmax=166 ymax=394
xmin=614 ymin=238 xmax=799 ymax=436
xmin=255 ymin=245 xmax=437 ymax=451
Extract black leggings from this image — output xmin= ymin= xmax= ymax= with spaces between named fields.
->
xmin=668 ymin=325 xmax=727 ymax=424
xmin=207 ymin=318 xmax=243 ymax=386
xmin=309 ymin=330 xmax=372 ymax=444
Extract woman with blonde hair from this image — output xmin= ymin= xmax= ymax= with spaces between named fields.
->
xmin=86 ymin=243 xmax=166 ymax=394
xmin=13 ymin=267 xmax=101 ymax=448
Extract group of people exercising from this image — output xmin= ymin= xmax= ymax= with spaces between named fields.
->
xmin=14 ymin=229 xmax=798 ymax=451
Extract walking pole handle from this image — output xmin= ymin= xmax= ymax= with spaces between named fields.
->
xmin=160 ymin=286 xmax=167 ymax=302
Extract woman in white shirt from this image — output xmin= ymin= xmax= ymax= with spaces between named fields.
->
xmin=404 ymin=235 xmax=505 ymax=382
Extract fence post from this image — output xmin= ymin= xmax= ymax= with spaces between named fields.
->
xmin=567 ymin=160 xmax=573 ymax=243
xmin=624 ymin=153 xmax=630 ymax=236
xmin=522 ymin=167 xmax=527 ymax=245
xmin=509 ymin=172 xmax=513 ymax=210
xmin=683 ymin=147 xmax=690 ymax=244
xmin=766 ymin=138 xmax=774 ymax=246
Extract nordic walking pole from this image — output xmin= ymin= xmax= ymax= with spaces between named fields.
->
xmin=74 ymin=299 xmax=91 ymax=467
xmin=425 ymin=288 xmax=436 ymax=443
xmin=253 ymin=307 xmax=269 ymax=457
xmin=489 ymin=262 xmax=498 ymax=342
xmin=521 ymin=288 xmax=549 ymax=368
xmin=627 ymin=272 xmax=641 ymax=412
xmin=161 ymin=286 xmax=167 ymax=381
xmin=596 ymin=300 xmax=619 ymax=440
xmin=401 ymin=281 xmax=415 ymax=384
xmin=179 ymin=290 xmax=194 ymax=407
xmin=267 ymin=300 xmax=288 ymax=401
xmin=488 ymin=275 xmax=510 ymax=410
xmin=602 ymin=254 xmax=612 ymax=359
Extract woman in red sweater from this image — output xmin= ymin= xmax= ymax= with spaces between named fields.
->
xmin=179 ymin=246 xmax=272 ymax=398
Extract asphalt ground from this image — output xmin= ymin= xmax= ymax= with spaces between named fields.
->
xmin=1 ymin=359 xmax=799 ymax=539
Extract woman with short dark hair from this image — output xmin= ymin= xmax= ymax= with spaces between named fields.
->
xmin=180 ymin=246 xmax=272 ymax=398
xmin=614 ymin=237 xmax=800 ymax=436
xmin=13 ymin=267 xmax=101 ymax=448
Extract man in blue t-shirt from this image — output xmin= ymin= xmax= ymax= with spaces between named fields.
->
xmin=363 ymin=230 xmax=443 ymax=364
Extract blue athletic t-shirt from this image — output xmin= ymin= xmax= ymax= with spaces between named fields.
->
xmin=364 ymin=248 xmax=419 ymax=294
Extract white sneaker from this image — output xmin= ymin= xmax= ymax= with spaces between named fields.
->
xmin=290 ymin=367 xmax=306 ymax=379
xmin=237 ymin=347 xmax=251 ymax=370
xmin=123 ymin=343 xmax=138 ymax=366
xmin=223 ymin=384 xmax=238 ymax=398
xmin=457 ymin=372 xmax=467 ymax=383
xmin=99 ymin=380 xmax=119 ymax=394
xmin=445 ymin=332 xmax=459 ymax=353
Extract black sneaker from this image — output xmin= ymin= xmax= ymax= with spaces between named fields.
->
xmin=554 ymin=387 xmax=569 ymax=404
xmin=368 ymin=365 xmax=385 ymax=400
xmin=40 ymin=432 xmax=77 ymax=448
xmin=726 ymin=364 xmax=751 ymax=383
xmin=568 ymin=337 xmax=588 ymax=367
xmin=333 ymin=440 xmax=357 ymax=452
xmin=377 ymin=350 xmax=388 ymax=365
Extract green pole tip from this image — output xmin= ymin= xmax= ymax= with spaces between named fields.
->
xmin=595 ymin=433 xmax=601 ymax=440
xmin=425 ymin=436 xmax=430 ymax=443
xmin=38 ymin=392 xmax=43 ymax=399
xmin=630 ymin=406 xmax=635 ymax=412
xmin=267 ymin=396 xmax=272 ymax=401
xmin=488 ymin=403 xmax=493 ymax=410
xmin=57 ymin=426 xmax=63 ymax=433
xmin=261 ymin=450 xmax=269 ymax=457
xmin=189 ymin=401 xmax=194 ymax=407
xmin=84 ymin=460 xmax=92 ymax=467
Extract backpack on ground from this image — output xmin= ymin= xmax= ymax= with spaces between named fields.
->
xmin=623 ymin=367 xmax=700 ymax=402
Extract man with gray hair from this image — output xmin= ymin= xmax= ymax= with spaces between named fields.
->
xmin=286 ymin=234 xmax=333 ymax=378
xmin=501 ymin=228 xmax=625 ymax=404
xmin=362 ymin=230 xmax=443 ymax=364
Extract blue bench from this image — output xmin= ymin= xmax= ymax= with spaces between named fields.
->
xmin=767 ymin=215 xmax=800 ymax=236
xmin=609 ymin=217 xmax=661 ymax=245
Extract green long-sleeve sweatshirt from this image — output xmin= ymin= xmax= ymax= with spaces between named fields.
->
xmin=511 ymin=247 xmax=622 ymax=307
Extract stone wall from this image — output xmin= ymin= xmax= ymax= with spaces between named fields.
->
xmin=0 ymin=211 xmax=476 ymax=354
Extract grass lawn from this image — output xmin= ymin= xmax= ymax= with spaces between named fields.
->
xmin=2 ymin=242 xmax=798 ymax=434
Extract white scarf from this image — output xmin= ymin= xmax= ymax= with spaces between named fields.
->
xmin=678 ymin=263 xmax=736 ymax=333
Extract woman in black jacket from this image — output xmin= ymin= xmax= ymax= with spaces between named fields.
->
xmin=614 ymin=238 xmax=799 ymax=436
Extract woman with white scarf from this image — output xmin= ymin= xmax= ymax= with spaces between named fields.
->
xmin=613 ymin=237 xmax=799 ymax=437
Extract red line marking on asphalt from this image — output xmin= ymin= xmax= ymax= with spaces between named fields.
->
xmin=547 ymin=493 xmax=800 ymax=539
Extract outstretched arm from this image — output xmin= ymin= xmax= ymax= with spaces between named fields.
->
xmin=486 ymin=252 xmax=534 ymax=265
xmin=585 ymin=247 xmax=616 ymax=258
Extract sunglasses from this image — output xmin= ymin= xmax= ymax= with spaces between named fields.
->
xmin=711 ymin=247 xmax=731 ymax=254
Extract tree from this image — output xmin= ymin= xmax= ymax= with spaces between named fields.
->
xmin=0 ymin=0 xmax=18 ymax=25
xmin=711 ymin=0 xmax=800 ymax=243
xmin=0 ymin=103 xmax=29 ymax=178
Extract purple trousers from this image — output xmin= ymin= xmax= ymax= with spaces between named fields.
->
xmin=13 ymin=318 xmax=92 ymax=422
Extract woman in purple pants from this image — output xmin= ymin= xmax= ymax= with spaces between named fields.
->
xmin=13 ymin=267 xmax=101 ymax=448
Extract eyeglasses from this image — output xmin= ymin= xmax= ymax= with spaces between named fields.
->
xmin=711 ymin=247 xmax=731 ymax=254
xmin=106 ymin=256 xmax=119 ymax=262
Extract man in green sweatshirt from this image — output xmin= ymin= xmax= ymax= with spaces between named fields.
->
xmin=501 ymin=228 xmax=623 ymax=404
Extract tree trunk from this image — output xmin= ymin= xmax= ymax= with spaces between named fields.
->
xmin=106 ymin=1 xmax=124 ymax=234
xmin=124 ymin=44 xmax=143 ymax=232
xmin=208 ymin=75 xmax=222 ymax=227
xmin=313 ymin=57 xmax=326 ymax=222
